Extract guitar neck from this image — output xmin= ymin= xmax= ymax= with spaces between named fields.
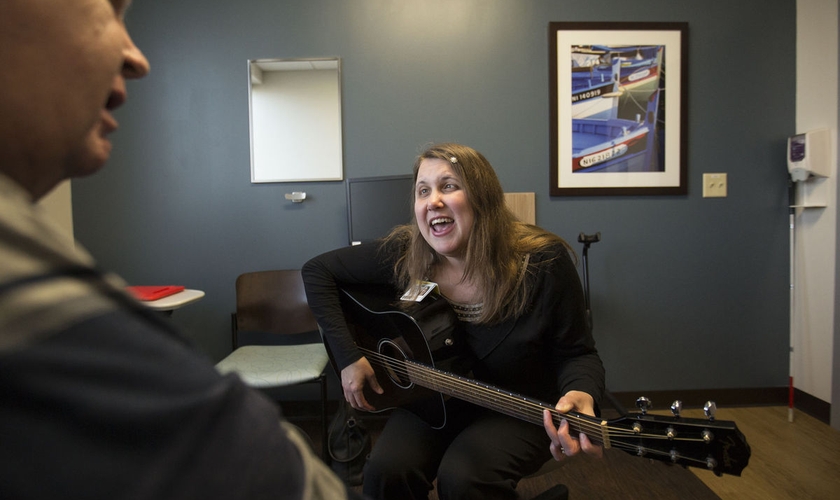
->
xmin=413 ymin=360 xmax=591 ymax=425
xmin=366 ymin=348 xmax=597 ymax=440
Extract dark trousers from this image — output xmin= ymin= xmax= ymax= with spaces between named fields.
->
xmin=362 ymin=399 xmax=552 ymax=500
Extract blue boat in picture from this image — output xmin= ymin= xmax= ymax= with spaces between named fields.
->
xmin=574 ymin=45 xmax=662 ymax=91
xmin=572 ymin=89 xmax=661 ymax=173
xmin=572 ymin=45 xmax=663 ymax=117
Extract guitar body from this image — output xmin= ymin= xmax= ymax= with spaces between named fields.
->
xmin=329 ymin=285 xmax=465 ymax=429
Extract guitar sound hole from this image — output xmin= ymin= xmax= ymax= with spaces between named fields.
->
xmin=378 ymin=340 xmax=413 ymax=389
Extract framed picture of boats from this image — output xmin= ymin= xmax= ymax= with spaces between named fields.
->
xmin=549 ymin=22 xmax=688 ymax=196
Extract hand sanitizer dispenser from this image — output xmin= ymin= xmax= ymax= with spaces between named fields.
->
xmin=788 ymin=128 xmax=830 ymax=182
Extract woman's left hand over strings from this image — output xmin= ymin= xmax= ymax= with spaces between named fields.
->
xmin=543 ymin=390 xmax=604 ymax=461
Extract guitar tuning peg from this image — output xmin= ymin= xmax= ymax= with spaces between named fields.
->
xmin=703 ymin=401 xmax=717 ymax=421
xmin=706 ymin=456 xmax=718 ymax=472
xmin=636 ymin=396 xmax=652 ymax=415
xmin=670 ymin=400 xmax=683 ymax=417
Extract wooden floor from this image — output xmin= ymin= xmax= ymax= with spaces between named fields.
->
xmin=296 ymin=405 xmax=840 ymax=499
xmin=681 ymin=406 xmax=840 ymax=500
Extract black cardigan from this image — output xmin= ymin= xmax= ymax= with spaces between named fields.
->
xmin=302 ymin=238 xmax=605 ymax=408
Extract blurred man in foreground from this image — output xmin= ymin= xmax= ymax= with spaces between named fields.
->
xmin=0 ymin=2 xmax=359 ymax=498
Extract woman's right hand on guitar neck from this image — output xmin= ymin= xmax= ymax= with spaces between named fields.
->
xmin=341 ymin=357 xmax=384 ymax=411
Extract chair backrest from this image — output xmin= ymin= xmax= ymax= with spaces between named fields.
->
xmin=233 ymin=270 xmax=318 ymax=338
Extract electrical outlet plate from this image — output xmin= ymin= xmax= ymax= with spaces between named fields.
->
xmin=703 ymin=173 xmax=727 ymax=198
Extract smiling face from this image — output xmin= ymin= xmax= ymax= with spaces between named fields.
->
xmin=414 ymin=158 xmax=476 ymax=261
xmin=0 ymin=0 xmax=149 ymax=199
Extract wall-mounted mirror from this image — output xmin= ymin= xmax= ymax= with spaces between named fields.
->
xmin=248 ymin=58 xmax=343 ymax=183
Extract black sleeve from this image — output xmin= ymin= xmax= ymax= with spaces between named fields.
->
xmin=0 ymin=309 xmax=360 ymax=500
xmin=301 ymin=240 xmax=401 ymax=371
xmin=537 ymin=247 xmax=606 ymax=410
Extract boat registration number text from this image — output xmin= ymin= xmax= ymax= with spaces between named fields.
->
xmin=580 ymin=144 xmax=629 ymax=168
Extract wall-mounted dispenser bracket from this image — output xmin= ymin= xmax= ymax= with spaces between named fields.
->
xmin=284 ymin=192 xmax=307 ymax=203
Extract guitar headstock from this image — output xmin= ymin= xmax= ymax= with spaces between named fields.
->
xmin=595 ymin=399 xmax=751 ymax=476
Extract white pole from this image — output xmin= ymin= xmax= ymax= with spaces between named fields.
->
xmin=788 ymin=181 xmax=796 ymax=423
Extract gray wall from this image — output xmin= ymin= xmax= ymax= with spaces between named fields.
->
xmin=72 ymin=0 xmax=795 ymax=395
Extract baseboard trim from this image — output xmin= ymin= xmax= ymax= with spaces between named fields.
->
xmin=612 ymin=387 xmax=830 ymax=424
xmin=791 ymin=388 xmax=831 ymax=424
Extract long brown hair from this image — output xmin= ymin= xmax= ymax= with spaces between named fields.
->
xmin=384 ymin=143 xmax=574 ymax=324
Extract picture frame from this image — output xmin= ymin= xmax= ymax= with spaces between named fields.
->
xmin=549 ymin=22 xmax=688 ymax=196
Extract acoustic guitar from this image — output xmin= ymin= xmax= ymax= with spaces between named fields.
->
xmin=324 ymin=285 xmax=751 ymax=477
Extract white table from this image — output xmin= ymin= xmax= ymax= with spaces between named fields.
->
xmin=144 ymin=289 xmax=205 ymax=313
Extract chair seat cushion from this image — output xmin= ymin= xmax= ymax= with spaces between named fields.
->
xmin=215 ymin=344 xmax=329 ymax=388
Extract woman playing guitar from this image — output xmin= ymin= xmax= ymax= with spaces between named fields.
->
xmin=303 ymin=143 xmax=605 ymax=500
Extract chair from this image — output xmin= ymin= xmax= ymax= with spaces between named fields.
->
xmin=215 ymin=270 xmax=329 ymax=458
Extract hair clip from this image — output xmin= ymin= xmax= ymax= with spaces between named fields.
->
xmin=450 ymin=156 xmax=458 ymax=164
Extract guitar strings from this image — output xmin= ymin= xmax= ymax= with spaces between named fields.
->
xmin=359 ymin=346 xmax=612 ymax=433
xmin=369 ymin=350 xmax=618 ymax=439
xmin=359 ymin=347 xmax=716 ymax=467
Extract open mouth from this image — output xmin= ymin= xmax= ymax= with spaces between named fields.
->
xmin=99 ymin=89 xmax=126 ymax=134
xmin=430 ymin=217 xmax=454 ymax=235
xmin=105 ymin=89 xmax=126 ymax=111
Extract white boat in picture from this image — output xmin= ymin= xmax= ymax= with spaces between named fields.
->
xmin=571 ymin=57 xmax=623 ymax=119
